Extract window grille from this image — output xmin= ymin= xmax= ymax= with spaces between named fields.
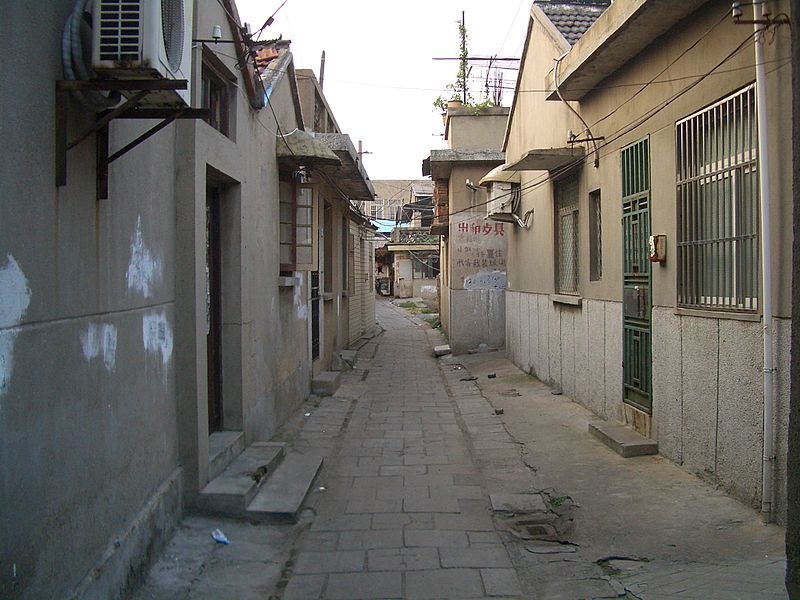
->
xmin=676 ymin=84 xmax=759 ymax=311
xmin=555 ymin=177 xmax=579 ymax=294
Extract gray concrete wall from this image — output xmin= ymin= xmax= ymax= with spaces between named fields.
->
xmin=446 ymin=107 xmax=509 ymax=150
xmin=444 ymin=162 xmax=507 ymax=354
xmin=1 ymin=4 xmax=182 ymax=598
xmin=176 ymin=2 xmax=313 ymax=505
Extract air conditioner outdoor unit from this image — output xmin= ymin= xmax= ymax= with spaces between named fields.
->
xmin=92 ymin=0 xmax=193 ymax=106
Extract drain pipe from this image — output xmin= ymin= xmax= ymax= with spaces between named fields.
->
xmin=754 ymin=0 xmax=775 ymax=523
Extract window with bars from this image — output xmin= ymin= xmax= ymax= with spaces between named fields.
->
xmin=676 ymin=84 xmax=759 ymax=311
xmin=555 ymin=177 xmax=580 ymax=294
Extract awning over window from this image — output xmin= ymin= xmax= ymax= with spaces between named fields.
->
xmin=505 ymin=147 xmax=584 ymax=172
xmin=276 ymin=129 xmax=342 ymax=167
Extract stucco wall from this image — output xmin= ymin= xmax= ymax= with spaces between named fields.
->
xmin=176 ymin=1 xmax=313 ymax=508
xmin=447 ymin=108 xmax=509 ymax=150
xmin=444 ymin=163 xmax=507 ymax=354
xmin=1 ymin=4 xmax=182 ymax=598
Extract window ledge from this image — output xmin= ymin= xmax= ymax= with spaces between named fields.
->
xmin=322 ymin=292 xmax=335 ymax=301
xmin=551 ymin=294 xmax=582 ymax=306
xmin=278 ymin=275 xmax=301 ymax=288
xmin=674 ymin=307 xmax=760 ymax=322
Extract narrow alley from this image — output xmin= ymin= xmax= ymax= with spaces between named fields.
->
xmin=134 ymin=298 xmax=786 ymax=600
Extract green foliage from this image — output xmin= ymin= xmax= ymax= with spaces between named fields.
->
xmin=433 ymin=16 xmax=497 ymax=113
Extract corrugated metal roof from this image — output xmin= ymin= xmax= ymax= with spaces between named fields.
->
xmin=535 ymin=1 xmax=611 ymax=46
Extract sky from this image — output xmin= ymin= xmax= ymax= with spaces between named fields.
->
xmin=234 ymin=0 xmax=531 ymax=180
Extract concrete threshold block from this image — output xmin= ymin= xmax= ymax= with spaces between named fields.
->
xmin=589 ymin=421 xmax=658 ymax=458
xmin=434 ymin=344 xmax=452 ymax=357
xmin=312 ymin=371 xmax=341 ymax=396
xmin=247 ymin=452 xmax=324 ymax=522
xmin=331 ymin=350 xmax=358 ymax=372
xmin=195 ymin=443 xmax=286 ymax=516
xmin=208 ymin=430 xmax=245 ymax=481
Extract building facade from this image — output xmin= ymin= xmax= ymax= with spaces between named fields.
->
xmin=427 ymin=107 xmax=509 ymax=354
xmin=503 ymin=0 xmax=792 ymax=522
xmin=0 ymin=2 xmax=375 ymax=598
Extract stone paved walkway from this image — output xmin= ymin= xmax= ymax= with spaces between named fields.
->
xmin=132 ymin=298 xmax=788 ymax=599
xmin=281 ymin=300 xmax=522 ymax=599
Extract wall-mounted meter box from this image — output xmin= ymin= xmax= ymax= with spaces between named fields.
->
xmin=648 ymin=234 xmax=666 ymax=263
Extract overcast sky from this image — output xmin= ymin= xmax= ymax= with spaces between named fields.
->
xmin=234 ymin=0 xmax=531 ymax=180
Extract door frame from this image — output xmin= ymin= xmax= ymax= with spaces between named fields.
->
xmin=621 ymin=137 xmax=653 ymax=414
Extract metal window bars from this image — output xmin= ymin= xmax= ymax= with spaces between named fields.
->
xmin=676 ymin=84 xmax=759 ymax=311
xmin=556 ymin=177 xmax=580 ymax=294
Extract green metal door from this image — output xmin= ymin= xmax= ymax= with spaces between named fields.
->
xmin=621 ymin=138 xmax=652 ymax=413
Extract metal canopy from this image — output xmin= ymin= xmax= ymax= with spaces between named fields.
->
xmin=504 ymin=147 xmax=585 ymax=172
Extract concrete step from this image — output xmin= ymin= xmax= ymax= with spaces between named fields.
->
xmin=589 ymin=421 xmax=658 ymax=458
xmin=208 ymin=431 xmax=245 ymax=481
xmin=312 ymin=371 xmax=341 ymax=396
xmin=246 ymin=452 xmax=324 ymax=522
xmin=195 ymin=442 xmax=286 ymax=516
xmin=331 ymin=350 xmax=358 ymax=371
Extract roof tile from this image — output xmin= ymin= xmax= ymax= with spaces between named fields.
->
xmin=535 ymin=1 xmax=611 ymax=45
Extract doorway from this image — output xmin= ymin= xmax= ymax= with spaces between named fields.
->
xmin=621 ymin=138 xmax=652 ymax=413
xmin=206 ymin=185 xmax=223 ymax=432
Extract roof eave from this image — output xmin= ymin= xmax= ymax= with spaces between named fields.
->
xmin=544 ymin=0 xmax=711 ymax=101
xmin=315 ymin=133 xmax=377 ymax=202
xmin=503 ymin=4 xmax=571 ymax=152
xmin=428 ymin=149 xmax=506 ymax=180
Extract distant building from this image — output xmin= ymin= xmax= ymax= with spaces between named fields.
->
xmin=425 ymin=106 xmax=509 ymax=354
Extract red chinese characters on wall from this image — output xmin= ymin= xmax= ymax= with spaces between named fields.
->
xmin=456 ymin=222 xmax=505 ymax=236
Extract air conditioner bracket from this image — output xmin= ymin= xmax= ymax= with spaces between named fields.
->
xmin=55 ymin=79 xmax=209 ymax=199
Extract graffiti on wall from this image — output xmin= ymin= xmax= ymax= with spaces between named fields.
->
xmin=0 ymin=255 xmax=31 ymax=397
xmin=452 ymin=216 xmax=507 ymax=290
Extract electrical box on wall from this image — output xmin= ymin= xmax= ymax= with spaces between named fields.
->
xmin=648 ymin=234 xmax=666 ymax=263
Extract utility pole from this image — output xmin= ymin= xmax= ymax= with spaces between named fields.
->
xmin=787 ymin=0 xmax=800 ymax=597
xmin=461 ymin=11 xmax=467 ymax=104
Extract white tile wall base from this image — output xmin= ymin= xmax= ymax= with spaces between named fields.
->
xmin=505 ymin=291 xmax=622 ymax=422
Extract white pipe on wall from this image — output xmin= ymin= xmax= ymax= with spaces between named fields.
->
xmin=754 ymin=0 xmax=775 ymax=523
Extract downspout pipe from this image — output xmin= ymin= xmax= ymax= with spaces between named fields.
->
xmin=755 ymin=0 xmax=775 ymax=523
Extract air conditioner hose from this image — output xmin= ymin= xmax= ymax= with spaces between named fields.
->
xmin=62 ymin=0 xmax=120 ymax=111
